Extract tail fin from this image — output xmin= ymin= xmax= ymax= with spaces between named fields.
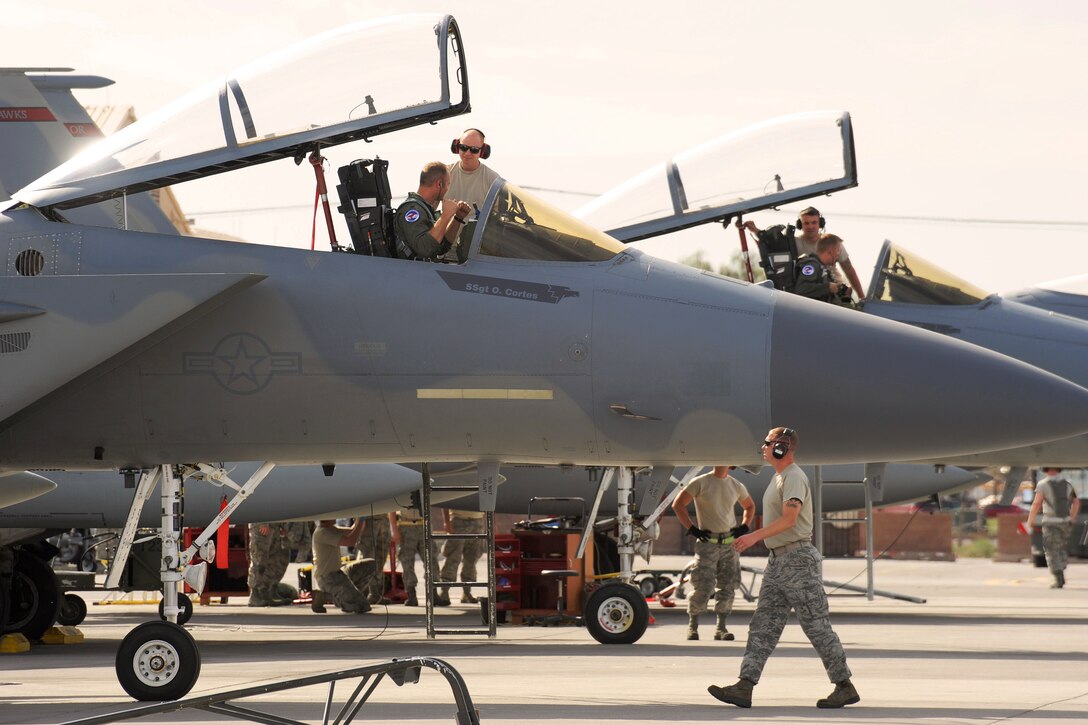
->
xmin=0 ymin=67 xmax=185 ymax=234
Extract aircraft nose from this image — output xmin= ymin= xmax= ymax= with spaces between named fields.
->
xmin=767 ymin=293 xmax=1088 ymax=463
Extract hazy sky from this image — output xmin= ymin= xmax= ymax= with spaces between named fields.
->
xmin=7 ymin=0 xmax=1087 ymax=293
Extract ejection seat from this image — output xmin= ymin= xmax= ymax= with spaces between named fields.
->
xmin=753 ymin=224 xmax=800 ymax=293
xmin=335 ymin=158 xmax=397 ymax=257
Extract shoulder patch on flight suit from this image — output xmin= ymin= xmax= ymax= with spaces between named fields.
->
xmin=801 ymin=263 xmax=815 ymax=276
xmin=403 ymin=208 xmax=420 ymax=223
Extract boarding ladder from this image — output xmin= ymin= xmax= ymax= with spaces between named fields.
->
xmin=419 ymin=463 xmax=497 ymax=637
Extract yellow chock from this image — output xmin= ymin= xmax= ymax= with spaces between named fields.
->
xmin=0 ymin=633 xmax=30 ymax=653
xmin=40 ymin=626 xmax=84 ymax=645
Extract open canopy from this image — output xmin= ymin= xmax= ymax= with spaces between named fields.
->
xmin=15 ymin=14 xmax=469 ymax=211
xmin=575 ymin=111 xmax=856 ymax=242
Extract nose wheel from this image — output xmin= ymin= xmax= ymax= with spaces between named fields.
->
xmin=583 ymin=583 xmax=648 ymax=645
xmin=116 ymin=621 xmax=201 ymax=701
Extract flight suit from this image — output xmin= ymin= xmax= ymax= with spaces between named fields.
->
xmin=393 ymin=192 xmax=451 ymax=260
xmin=792 ymin=254 xmax=838 ymax=303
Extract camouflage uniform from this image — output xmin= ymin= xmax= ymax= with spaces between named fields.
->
xmin=396 ymin=517 xmax=438 ymax=591
xmin=439 ymin=512 xmax=485 ymax=599
xmin=286 ymin=521 xmax=313 ymax=563
xmin=356 ymin=515 xmax=391 ymax=601
xmin=1036 ymin=476 xmax=1076 ymax=582
xmin=689 ymin=540 xmax=742 ymax=616
xmin=248 ymin=522 xmax=291 ymax=605
xmin=738 ymin=464 xmax=851 ymax=685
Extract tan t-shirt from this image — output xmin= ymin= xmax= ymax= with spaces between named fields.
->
xmin=312 ymin=525 xmax=346 ymax=583
xmin=446 ymin=161 xmax=500 ymax=213
xmin=762 ymin=463 xmax=814 ymax=549
xmin=685 ymin=472 xmax=749 ymax=533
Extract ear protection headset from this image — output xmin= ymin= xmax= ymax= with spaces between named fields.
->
xmin=450 ymin=128 xmax=491 ymax=159
xmin=771 ymin=428 xmax=796 ymax=460
xmin=795 ymin=208 xmax=825 ymax=230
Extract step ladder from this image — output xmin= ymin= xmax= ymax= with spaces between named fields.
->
xmin=420 ymin=463 xmax=497 ymax=637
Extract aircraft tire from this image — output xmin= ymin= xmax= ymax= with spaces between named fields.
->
xmin=116 ymin=621 xmax=201 ymax=701
xmin=57 ymin=593 xmax=88 ymax=626
xmin=5 ymin=551 xmax=61 ymax=640
xmin=584 ymin=583 xmax=648 ymax=645
xmin=157 ymin=592 xmax=194 ymax=625
xmin=637 ymin=576 xmax=656 ymax=598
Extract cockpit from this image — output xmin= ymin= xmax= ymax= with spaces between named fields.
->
xmin=867 ymin=240 xmax=990 ymax=306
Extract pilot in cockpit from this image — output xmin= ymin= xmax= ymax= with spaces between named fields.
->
xmin=393 ymin=161 xmax=472 ymax=262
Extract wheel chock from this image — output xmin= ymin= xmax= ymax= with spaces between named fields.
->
xmin=40 ymin=626 xmax=85 ymax=645
xmin=0 ymin=633 xmax=30 ymax=653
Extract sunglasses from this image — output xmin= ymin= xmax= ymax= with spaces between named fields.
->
xmin=760 ymin=440 xmax=773 ymax=447
xmin=457 ymin=144 xmax=482 ymax=154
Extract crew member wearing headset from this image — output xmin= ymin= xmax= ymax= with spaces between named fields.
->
xmin=672 ymin=466 xmax=755 ymax=641
xmin=745 ymin=207 xmax=865 ymax=305
xmin=447 ymin=128 xmax=499 ymax=213
xmin=394 ymin=161 xmax=472 ymax=261
xmin=440 ymin=129 xmax=500 ymax=263
xmin=708 ymin=427 xmax=859 ymax=710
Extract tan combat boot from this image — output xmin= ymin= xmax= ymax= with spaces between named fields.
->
xmin=686 ymin=613 xmax=699 ymax=640
xmin=310 ymin=590 xmax=327 ymax=614
xmin=405 ymin=588 xmax=418 ymax=606
xmin=816 ymin=679 xmax=860 ymax=709
xmin=708 ymin=678 xmax=754 ymax=708
xmin=713 ymin=614 xmax=735 ymax=641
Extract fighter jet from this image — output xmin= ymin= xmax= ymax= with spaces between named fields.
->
xmin=1004 ymin=274 xmax=1088 ymax=321
xmin=576 ymin=115 xmax=1088 ymax=470
xmin=3 ymin=15 xmax=1088 ymax=700
xmin=862 ymin=241 xmax=1088 ymax=468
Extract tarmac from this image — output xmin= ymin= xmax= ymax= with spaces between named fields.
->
xmin=1 ymin=556 xmax=1086 ymax=725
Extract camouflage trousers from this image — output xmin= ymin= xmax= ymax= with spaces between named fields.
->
xmin=1042 ymin=523 xmax=1071 ymax=575
xmin=439 ymin=517 xmax=484 ymax=592
xmin=739 ymin=544 xmax=851 ymax=685
xmin=356 ymin=516 xmax=391 ymax=598
xmin=397 ymin=525 xmax=439 ymax=590
xmin=688 ymin=539 xmax=741 ymax=616
xmin=318 ymin=559 xmax=376 ymax=613
xmin=247 ymin=524 xmax=291 ymax=590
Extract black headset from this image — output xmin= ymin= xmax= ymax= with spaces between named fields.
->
xmin=795 ymin=207 xmax=825 ymax=230
xmin=771 ymin=428 xmax=796 ymax=460
xmin=450 ymin=128 xmax=491 ymax=159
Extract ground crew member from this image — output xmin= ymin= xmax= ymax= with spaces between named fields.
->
xmin=745 ymin=207 xmax=865 ymax=304
xmin=356 ymin=514 xmax=392 ymax=605
xmin=390 ymin=505 xmax=446 ymax=607
xmin=438 ymin=509 xmax=486 ymax=604
xmin=310 ymin=519 xmax=375 ymax=614
xmin=793 ymin=235 xmax=851 ymax=305
xmin=1027 ymin=467 xmax=1081 ymax=588
xmin=708 ymin=427 xmax=859 ymax=710
xmin=394 ymin=161 xmax=472 ymax=261
xmin=286 ymin=521 xmax=313 ymax=564
xmin=672 ymin=466 xmax=755 ymax=641
xmin=247 ymin=521 xmax=292 ymax=607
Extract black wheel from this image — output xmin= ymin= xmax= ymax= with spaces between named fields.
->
xmin=6 ymin=552 xmax=61 ymax=640
xmin=583 ymin=583 xmax=649 ymax=645
xmin=637 ymin=576 xmax=656 ymax=598
xmin=57 ymin=593 xmax=88 ymax=626
xmin=656 ymin=575 xmax=673 ymax=592
xmin=158 ymin=592 xmax=193 ymax=625
xmin=116 ymin=621 xmax=201 ymax=701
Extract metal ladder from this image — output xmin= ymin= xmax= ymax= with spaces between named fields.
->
xmin=420 ymin=464 xmax=497 ymax=637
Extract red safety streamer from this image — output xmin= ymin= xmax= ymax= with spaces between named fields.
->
xmin=735 ymin=216 xmax=756 ymax=283
xmin=216 ymin=497 xmax=230 ymax=569
xmin=309 ymin=150 xmax=339 ymax=251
